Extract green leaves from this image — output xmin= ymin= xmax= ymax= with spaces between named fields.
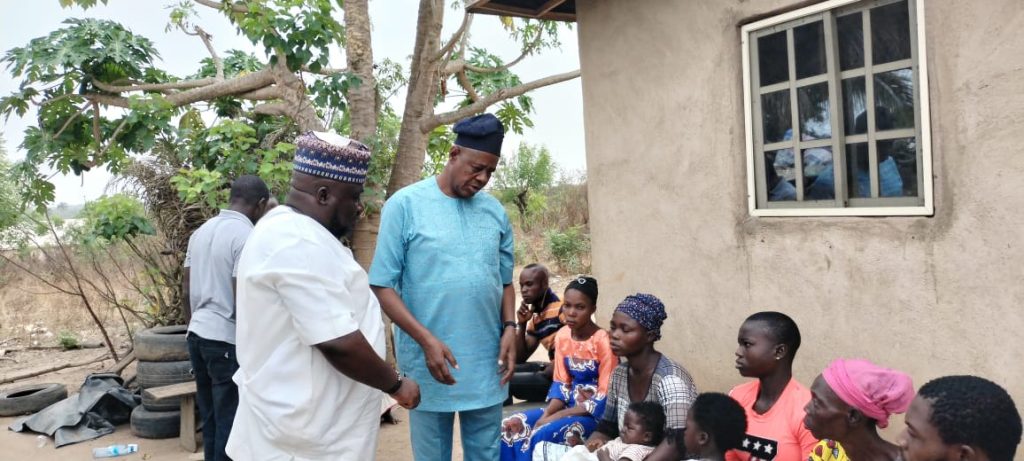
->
xmin=80 ymin=194 xmax=156 ymax=243
xmin=232 ymin=0 xmax=344 ymax=72
xmin=3 ymin=18 xmax=159 ymax=86
xmin=309 ymin=72 xmax=359 ymax=112
xmin=170 ymin=168 xmax=227 ymax=210
xmin=454 ymin=48 xmax=536 ymax=135
xmin=170 ymin=119 xmax=295 ymax=210
xmin=191 ymin=49 xmax=264 ymax=79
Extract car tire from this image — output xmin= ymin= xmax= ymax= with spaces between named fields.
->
xmin=134 ymin=325 xmax=189 ymax=362
xmin=0 ymin=383 xmax=68 ymax=416
xmin=141 ymin=391 xmax=181 ymax=412
xmin=130 ymin=405 xmax=180 ymax=439
xmin=136 ymin=360 xmax=193 ymax=390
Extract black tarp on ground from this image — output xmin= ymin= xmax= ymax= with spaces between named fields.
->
xmin=9 ymin=373 xmax=138 ymax=447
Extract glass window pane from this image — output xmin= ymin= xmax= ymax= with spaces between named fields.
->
xmin=765 ymin=149 xmax=796 ymax=202
xmin=761 ymin=90 xmax=792 ymax=144
xmin=837 ymin=13 xmax=864 ymax=70
xmin=873 ymin=68 xmax=915 ymax=131
xmin=794 ymin=20 xmax=826 ymax=79
xmin=758 ymin=31 xmax=789 ymax=86
xmin=871 ymin=1 xmax=912 ymax=65
xmin=846 ymin=143 xmax=871 ymax=198
xmin=877 ymin=137 xmax=917 ymax=197
xmin=842 ymin=77 xmax=867 ymax=135
xmin=803 ymin=147 xmax=835 ymax=200
xmin=798 ymin=82 xmax=831 ymax=140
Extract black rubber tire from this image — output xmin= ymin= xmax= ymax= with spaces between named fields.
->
xmin=0 ymin=383 xmax=68 ymax=416
xmin=141 ymin=391 xmax=181 ymax=412
xmin=136 ymin=360 xmax=193 ymax=390
xmin=134 ymin=325 xmax=189 ymax=362
xmin=130 ymin=405 xmax=180 ymax=439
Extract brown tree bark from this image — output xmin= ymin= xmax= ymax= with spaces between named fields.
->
xmin=387 ymin=0 xmax=446 ymax=197
xmin=343 ymin=0 xmax=377 ymax=143
xmin=271 ymin=57 xmax=325 ymax=131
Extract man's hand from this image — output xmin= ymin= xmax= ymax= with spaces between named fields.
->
xmin=391 ymin=377 xmax=421 ymax=409
xmin=586 ymin=433 xmax=610 ymax=452
xmin=498 ymin=328 xmax=516 ymax=385
xmin=516 ymin=301 xmax=532 ymax=325
xmin=423 ymin=336 xmax=458 ymax=385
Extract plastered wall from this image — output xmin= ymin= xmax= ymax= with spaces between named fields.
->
xmin=576 ymin=0 xmax=1024 ymax=444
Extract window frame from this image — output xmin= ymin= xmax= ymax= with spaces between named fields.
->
xmin=741 ymin=0 xmax=934 ymax=217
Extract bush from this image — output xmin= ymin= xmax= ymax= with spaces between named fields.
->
xmin=545 ymin=226 xmax=590 ymax=274
xmin=58 ymin=331 xmax=80 ymax=350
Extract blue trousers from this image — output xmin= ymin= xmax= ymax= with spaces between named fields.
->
xmin=187 ymin=333 xmax=239 ymax=461
xmin=410 ymin=404 xmax=502 ymax=461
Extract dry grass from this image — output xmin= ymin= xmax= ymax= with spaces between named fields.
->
xmin=0 ymin=249 xmax=150 ymax=349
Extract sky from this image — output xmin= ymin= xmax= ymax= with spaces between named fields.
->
xmin=0 ymin=1 xmax=585 ymax=205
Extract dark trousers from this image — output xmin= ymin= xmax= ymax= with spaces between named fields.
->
xmin=187 ymin=332 xmax=239 ymax=461
xmin=505 ymin=361 xmax=554 ymax=405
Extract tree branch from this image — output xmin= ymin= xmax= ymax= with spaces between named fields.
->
xmin=53 ymin=103 xmax=91 ymax=138
xmin=95 ymin=118 xmax=130 ymax=161
xmin=164 ymin=68 xmax=274 ymax=106
xmin=300 ymin=65 xmax=348 ymax=76
xmin=238 ymin=85 xmax=281 ymax=101
xmin=188 ymin=25 xmax=223 ymax=80
xmin=194 ymin=0 xmax=248 ymax=14
xmin=456 ymin=70 xmax=480 ymax=102
xmin=90 ymin=78 xmax=218 ymax=94
xmin=436 ymin=12 xmax=472 ymax=62
xmin=425 ymin=69 xmax=580 ymax=130
xmin=252 ymin=102 xmax=289 ymax=116
xmin=84 ymin=93 xmax=131 ymax=108
xmin=464 ymin=31 xmax=543 ymax=74
xmin=92 ymin=103 xmax=102 ymax=151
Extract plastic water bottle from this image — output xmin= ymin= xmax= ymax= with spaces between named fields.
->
xmin=35 ymin=435 xmax=46 ymax=448
xmin=91 ymin=444 xmax=138 ymax=458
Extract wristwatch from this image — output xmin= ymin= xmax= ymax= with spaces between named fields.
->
xmin=385 ymin=375 xmax=403 ymax=395
xmin=502 ymin=321 xmax=517 ymax=331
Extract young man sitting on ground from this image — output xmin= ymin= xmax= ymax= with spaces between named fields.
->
xmin=507 ymin=263 xmax=565 ymax=404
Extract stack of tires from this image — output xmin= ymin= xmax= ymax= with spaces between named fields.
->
xmin=132 ymin=325 xmax=193 ymax=439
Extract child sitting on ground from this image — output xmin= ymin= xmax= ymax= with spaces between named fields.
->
xmin=684 ymin=393 xmax=748 ymax=461
xmin=560 ymin=401 xmax=665 ymax=461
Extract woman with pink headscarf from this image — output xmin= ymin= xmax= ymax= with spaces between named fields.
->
xmin=802 ymin=359 xmax=915 ymax=461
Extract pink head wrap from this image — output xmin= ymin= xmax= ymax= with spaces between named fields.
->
xmin=821 ymin=358 xmax=915 ymax=428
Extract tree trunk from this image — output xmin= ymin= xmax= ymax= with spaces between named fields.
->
xmin=343 ymin=0 xmax=377 ymax=143
xmin=271 ymin=59 xmax=325 ymax=131
xmin=343 ymin=0 xmax=381 ymax=272
xmin=387 ymin=0 xmax=445 ymax=197
xmin=515 ymin=190 xmax=529 ymax=230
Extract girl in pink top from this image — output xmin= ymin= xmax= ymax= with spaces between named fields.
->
xmin=727 ymin=312 xmax=817 ymax=461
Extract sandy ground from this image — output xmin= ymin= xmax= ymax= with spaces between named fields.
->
xmin=0 ymin=351 xmax=458 ymax=460
xmin=1 ymin=406 xmax=433 ymax=461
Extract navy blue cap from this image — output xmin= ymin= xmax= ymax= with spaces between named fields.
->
xmin=453 ymin=113 xmax=504 ymax=157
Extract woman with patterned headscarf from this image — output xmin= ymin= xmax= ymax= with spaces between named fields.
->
xmin=534 ymin=293 xmax=699 ymax=461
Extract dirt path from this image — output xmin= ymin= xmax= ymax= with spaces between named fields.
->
xmin=2 ymin=406 xmax=445 ymax=460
